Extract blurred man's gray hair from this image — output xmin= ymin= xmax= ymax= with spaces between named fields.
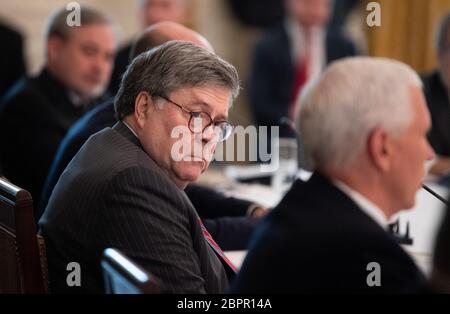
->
xmin=115 ymin=40 xmax=240 ymax=120
xmin=45 ymin=5 xmax=116 ymax=42
xmin=297 ymin=57 xmax=422 ymax=171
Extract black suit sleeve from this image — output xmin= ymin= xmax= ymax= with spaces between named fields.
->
xmin=0 ymin=24 xmax=26 ymax=97
xmin=185 ymin=184 xmax=253 ymax=218
xmin=203 ymin=216 xmax=261 ymax=251
xmin=249 ymin=40 xmax=287 ymax=127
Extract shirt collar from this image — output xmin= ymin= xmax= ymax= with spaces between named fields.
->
xmin=285 ymin=17 xmax=325 ymax=62
xmin=333 ymin=180 xmax=389 ymax=229
xmin=122 ymin=121 xmax=140 ymax=139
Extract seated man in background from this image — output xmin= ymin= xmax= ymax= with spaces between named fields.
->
xmin=423 ymin=12 xmax=450 ymax=176
xmin=249 ymin=0 xmax=356 ymax=137
xmin=39 ymin=41 xmax=241 ymax=293
xmin=232 ymin=57 xmax=434 ymax=293
xmin=40 ymin=21 xmax=266 ymax=251
xmin=109 ymin=0 xmax=187 ymax=95
xmin=0 ymin=6 xmax=116 ymax=200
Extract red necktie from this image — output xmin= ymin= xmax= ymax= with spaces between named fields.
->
xmin=198 ymin=218 xmax=238 ymax=274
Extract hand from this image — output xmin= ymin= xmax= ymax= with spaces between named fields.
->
xmin=251 ymin=207 xmax=269 ymax=218
xmin=429 ymin=157 xmax=450 ymax=176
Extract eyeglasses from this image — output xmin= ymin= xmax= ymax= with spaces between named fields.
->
xmin=159 ymin=95 xmax=234 ymax=142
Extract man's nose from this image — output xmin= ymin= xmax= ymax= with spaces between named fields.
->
xmin=202 ymin=124 xmax=219 ymax=144
xmin=427 ymin=142 xmax=436 ymax=161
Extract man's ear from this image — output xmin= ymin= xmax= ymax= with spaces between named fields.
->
xmin=47 ymin=36 xmax=64 ymax=64
xmin=367 ymin=127 xmax=391 ymax=173
xmin=134 ymin=91 xmax=152 ymax=128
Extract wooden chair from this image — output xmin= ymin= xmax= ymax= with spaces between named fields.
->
xmin=102 ymin=248 xmax=160 ymax=294
xmin=0 ymin=178 xmax=48 ymax=293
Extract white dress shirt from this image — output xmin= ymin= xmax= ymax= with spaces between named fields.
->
xmin=333 ymin=180 xmax=389 ymax=229
xmin=285 ymin=17 xmax=326 ymax=83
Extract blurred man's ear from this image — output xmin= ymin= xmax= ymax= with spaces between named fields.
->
xmin=367 ymin=127 xmax=391 ymax=173
xmin=47 ymin=36 xmax=64 ymax=64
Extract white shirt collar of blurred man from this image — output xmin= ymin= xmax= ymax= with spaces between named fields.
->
xmin=333 ymin=179 xmax=389 ymax=229
xmin=285 ymin=16 xmax=325 ymax=81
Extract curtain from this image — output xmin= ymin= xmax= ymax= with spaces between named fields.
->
xmin=366 ymin=0 xmax=450 ymax=73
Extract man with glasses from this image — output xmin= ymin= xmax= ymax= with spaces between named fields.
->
xmin=39 ymin=22 xmax=266 ymax=254
xmin=39 ymin=40 xmax=240 ymax=293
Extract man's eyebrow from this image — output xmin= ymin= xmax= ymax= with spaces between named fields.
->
xmin=187 ymin=102 xmax=228 ymax=121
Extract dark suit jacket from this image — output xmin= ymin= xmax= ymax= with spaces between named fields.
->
xmin=39 ymin=122 xmax=229 ymax=293
xmin=0 ymin=22 xmax=26 ymax=99
xmin=249 ymin=24 xmax=356 ymax=136
xmin=232 ymin=173 xmax=426 ymax=293
xmin=422 ymin=70 xmax=450 ymax=156
xmin=108 ymin=43 xmax=132 ymax=96
xmin=0 ymin=69 xmax=93 ymax=201
xmin=40 ymin=99 xmax=260 ymax=250
xmin=433 ymin=207 xmax=450 ymax=279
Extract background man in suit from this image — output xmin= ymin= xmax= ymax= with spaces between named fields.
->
xmin=0 ymin=21 xmax=26 ymax=99
xmin=431 ymin=208 xmax=450 ymax=292
xmin=39 ymin=41 xmax=240 ymax=293
xmin=232 ymin=57 xmax=434 ymax=293
xmin=40 ymin=21 xmax=266 ymax=251
xmin=0 ymin=6 xmax=116 ymax=201
xmin=423 ymin=12 xmax=450 ymax=176
xmin=249 ymin=0 xmax=356 ymax=137
xmin=108 ymin=0 xmax=187 ymax=95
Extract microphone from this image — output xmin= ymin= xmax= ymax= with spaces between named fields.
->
xmin=422 ymin=184 xmax=449 ymax=205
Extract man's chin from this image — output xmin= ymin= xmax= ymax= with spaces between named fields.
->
xmin=177 ymin=161 xmax=206 ymax=181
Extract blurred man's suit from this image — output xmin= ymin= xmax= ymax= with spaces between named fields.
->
xmin=40 ymin=99 xmax=261 ymax=251
xmin=422 ymin=70 xmax=450 ymax=156
xmin=232 ymin=173 xmax=426 ymax=293
xmin=39 ymin=122 xmax=230 ymax=293
xmin=249 ymin=24 xmax=356 ymax=136
xmin=433 ymin=208 xmax=450 ymax=287
xmin=0 ymin=22 xmax=26 ymax=98
xmin=0 ymin=69 xmax=106 ymax=201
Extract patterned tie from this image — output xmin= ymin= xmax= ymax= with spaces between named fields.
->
xmin=198 ymin=218 xmax=238 ymax=274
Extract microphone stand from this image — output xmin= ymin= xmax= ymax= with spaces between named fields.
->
xmin=422 ymin=184 xmax=449 ymax=206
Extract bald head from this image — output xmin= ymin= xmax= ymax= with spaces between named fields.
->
xmin=130 ymin=21 xmax=213 ymax=62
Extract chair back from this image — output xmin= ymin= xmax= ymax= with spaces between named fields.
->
xmin=0 ymin=178 xmax=48 ymax=293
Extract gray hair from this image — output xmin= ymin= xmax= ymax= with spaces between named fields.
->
xmin=436 ymin=12 xmax=450 ymax=52
xmin=115 ymin=40 xmax=240 ymax=120
xmin=297 ymin=57 xmax=422 ymax=171
xmin=45 ymin=5 xmax=115 ymax=42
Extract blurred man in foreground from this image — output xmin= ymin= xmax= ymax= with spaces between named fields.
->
xmin=233 ymin=57 xmax=434 ymax=293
